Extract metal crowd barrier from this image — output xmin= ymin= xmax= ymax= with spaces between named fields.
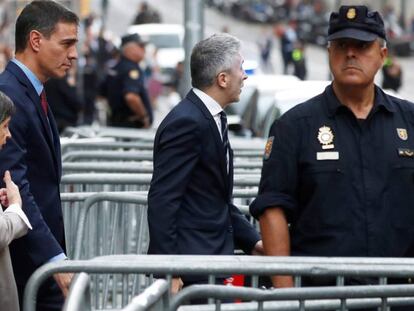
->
xmin=62 ymin=126 xmax=265 ymax=147
xmin=174 ymin=284 xmax=414 ymax=311
xmin=63 ymin=273 xmax=92 ymax=311
xmin=60 ymin=173 xmax=259 ymax=194
xmin=60 ymin=173 xmax=258 ymax=229
xmin=61 ymin=140 xmax=154 ymax=155
xmin=62 ymin=150 xmax=263 ymax=163
xmin=61 ymin=191 xmax=148 ymax=260
xmin=61 ymin=141 xmax=263 ymax=158
xmin=60 ymin=188 xmax=257 ymax=258
xmin=62 ymin=126 xmax=157 ymax=141
xmin=62 ymin=161 xmax=262 ymax=175
xmin=72 ymin=192 xmax=149 ymax=260
xmin=25 ymin=255 xmax=414 ymax=311
xmin=62 ymin=150 xmax=154 ymax=162
xmin=120 ymin=279 xmax=169 ymax=311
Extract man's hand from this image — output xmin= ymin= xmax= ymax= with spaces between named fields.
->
xmin=170 ymin=277 xmax=183 ymax=295
xmin=251 ymin=240 xmax=264 ymax=255
xmin=53 ymin=273 xmax=74 ymax=297
xmin=0 ymin=170 xmax=22 ymax=207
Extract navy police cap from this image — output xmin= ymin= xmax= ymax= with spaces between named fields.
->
xmin=327 ymin=5 xmax=386 ymax=42
xmin=121 ymin=33 xmax=147 ymax=47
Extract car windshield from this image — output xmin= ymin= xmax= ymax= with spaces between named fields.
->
xmin=146 ymin=34 xmax=181 ymax=49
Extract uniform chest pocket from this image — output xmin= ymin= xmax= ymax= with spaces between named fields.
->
xmin=301 ymin=164 xmax=345 ymax=193
xmin=387 ymin=163 xmax=414 ymax=227
xmin=298 ymin=164 xmax=350 ymax=229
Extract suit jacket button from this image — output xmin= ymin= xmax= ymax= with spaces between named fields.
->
xmin=228 ymin=226 xmax=233 ymax=233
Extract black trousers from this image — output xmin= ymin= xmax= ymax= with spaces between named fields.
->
xmin=18 ymin=276 xmax=64 ymax=311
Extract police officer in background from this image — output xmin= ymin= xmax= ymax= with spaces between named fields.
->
xmin=103 ymin=33 xmax=153 ymax=128
xmin=250 ymin=5 xmax=414 ymax=301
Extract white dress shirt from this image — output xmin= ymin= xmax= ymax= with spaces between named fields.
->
xmin=193 ymin=88 xmax=229 ymax=172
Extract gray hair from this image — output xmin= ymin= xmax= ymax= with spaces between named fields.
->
xmin=190 ymin=33 xmax=241 ymax=89
xmin=0 ymin=91 xmax=14 ymax=124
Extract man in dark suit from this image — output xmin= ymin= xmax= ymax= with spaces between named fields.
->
xmin=147 ymin=33 xmax=263 ymax=293
xmin=0 ymin=1 xmax=78 ymax=310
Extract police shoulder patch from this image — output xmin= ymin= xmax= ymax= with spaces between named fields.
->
xmin=264 ymin=136 xmax=274 ymax=160
xmin=129 ymin=69 xmax=139 ymax=79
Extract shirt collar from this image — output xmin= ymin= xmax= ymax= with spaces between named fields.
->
xmin=192 ymin=88 xmax=223 ymax=117
xmin=325 ymin=83 xmax=396 ymax=117
xmin=11 ymin=58 xmax=44 ymax=96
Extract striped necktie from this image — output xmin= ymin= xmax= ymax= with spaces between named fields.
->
xmin=220 ymin=111 xmax=229 ymax=170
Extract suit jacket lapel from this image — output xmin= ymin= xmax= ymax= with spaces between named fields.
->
xmin=186 ymin=90 xmax=229 ymax=191
xmin=6 ymin=62 xmax=60 ymax=175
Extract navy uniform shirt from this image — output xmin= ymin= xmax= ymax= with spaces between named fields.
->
xmin=250 ymin=84 xmax=414 ymax=258
xmin=106 ymin=56 xmax=153 ymax=127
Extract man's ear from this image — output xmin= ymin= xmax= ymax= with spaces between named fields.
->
xmin=380 ymin=46 xmax=388 ymax=64
xmin=29 ymin=30 xmax=42 ymax=52
xmin=217 ymin=72 xmax=227 ymax=88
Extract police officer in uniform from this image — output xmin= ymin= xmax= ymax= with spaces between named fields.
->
xmin=104 ymin=33 xmax=153 ymax=128
xmin=250 ymin=5 xmax=414 ymax=302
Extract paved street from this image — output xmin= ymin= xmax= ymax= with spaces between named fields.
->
xmin=92 ymin=0 xmax=414 ymax=101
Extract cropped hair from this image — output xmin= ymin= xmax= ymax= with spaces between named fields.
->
xmin=15 ymin=0 xmax=79 ymax=53
xmin=191 ymin=33 xmax=241 ymax=89
xmin=0 ymin=91 xmax=15 ymax=124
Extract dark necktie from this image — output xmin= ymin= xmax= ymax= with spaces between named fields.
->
xmin=220 ymin=111 xmax=229 ymax=170
xmin=40 ymin=89 xmax=48 ymax=115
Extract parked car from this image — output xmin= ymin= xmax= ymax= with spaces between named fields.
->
xmin=226 ymin=74 xmax=300 ymax=137
xmin=127 ymin=23 xmax=184 ymax=84
xmin=262 ymin=80 xmax=331 ymax=137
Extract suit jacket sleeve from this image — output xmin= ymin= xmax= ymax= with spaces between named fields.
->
xmin=148 ymin=116 xmax=201 ymax=254
xmin=0 ymin=90 xmax=64 ymax=266
xmin=0 ymin=211 xmax=28 ymax=250
xmin=230 ymin=203 xmax=260 ymax=254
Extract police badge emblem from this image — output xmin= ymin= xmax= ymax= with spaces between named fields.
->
xmin=317 ymin=126 xmax=334 ymax=149
xmin=129 ymin=69 xmax=140 ymax=79
xmin=264 ymin=136 xmax=274 ymax=160
xmin=346 ymin=8 xmax=356 ymax=19
xmin=397 ymin=128 xmax=408 ymax=141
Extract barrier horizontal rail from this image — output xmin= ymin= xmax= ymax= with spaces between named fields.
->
xmin=62 ymin=150 xmax=263 ymax=163
xmin=61 ymin=191 xmax=148 ymax=202
xmin=62 ymin=150 xmax=154 ymax=162
xmin=61 ymin=138 xmax=265 ymax=156
xmin=25 ymin=255 xmax=414 ymax=311
xmin=63 ymin=126 xmax=266 ymax=147
xmin=179 ymin=298 xmax=414 ymax=311
xmin=63 ymin=126 xmax=157 ymax=141
xmin=61 ymin=173 xmax=260 ymax=187
xmin=61 ymin=189 xmax=257 ymax=202
xmin=63 ymin=162 xmax=154 ymax=174
xmin=62 ymin=140 xmax=155 ymax=155
xmin=174 ymin=285 xmax=414 ymax=311
xmin=62 ymin=161 xmax=262 ymax=175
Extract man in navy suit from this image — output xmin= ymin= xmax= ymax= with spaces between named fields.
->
xmin=148 ymin=33 xmax=263 ymax=293
xmin=0 ymin=1 xmax=78 ymax=310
